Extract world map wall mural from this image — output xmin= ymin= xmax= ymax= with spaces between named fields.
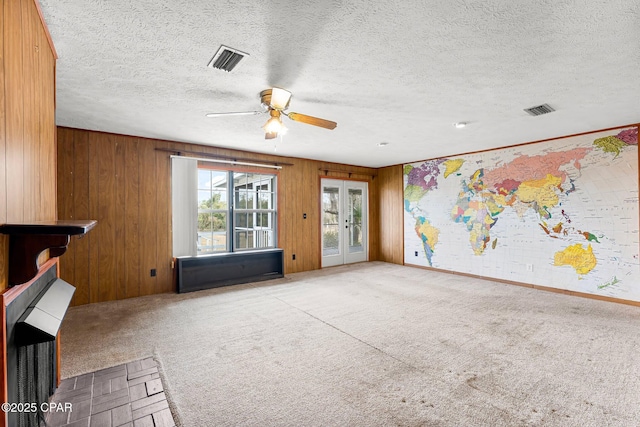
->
xmin=403 ymin=126 xmax=639 ymax=302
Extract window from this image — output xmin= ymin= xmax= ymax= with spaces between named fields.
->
xmin=172 ymin=157 xmax=277 ymax=257
xmin=198 ymin=168 xmax=277 ymax=254
xmin=232 ymin=172 xmax=276 ymax=251
xmin=197 ymin=169 xmax=228 ymax=253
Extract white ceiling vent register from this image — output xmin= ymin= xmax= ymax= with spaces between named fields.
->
xmin=208 ymin=45 xmax=248 ymax=72
xmin=524 ymin=103 xmax=555 ymax=116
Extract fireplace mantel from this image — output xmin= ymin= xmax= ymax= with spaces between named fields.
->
xmin=0 ymin=220 xmax=96 ymax=287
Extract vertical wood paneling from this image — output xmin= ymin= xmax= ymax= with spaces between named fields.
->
xmin=290 ymin=159 xmax=303 ymax=272
xmin=39 ymin=26 xmax=56 ymax=221
xmin=58 ymin=128 xmax=74 ymax=290
xmin=72 ymin=130 xmax=89 ymax=305
xmin=25 ymin=0 xmax=44 ymax=223
xmin=97 ymin=133 xmax=116 ymax=302
xmin=114 ymin=136 xmax=126 ymax=299
xmin=155 ymin=141 xmax=171 ymax=293
xmin=124 ymin=138 xmax=140 ymax=299
xmin=38 ymin=27 xmax=58 ymax=221
xmin=368 ymin=174 xmax=380 ymax=261
xmin=0 ymin=0 xmax=5 ymax=223
xmin=310 ymin=163 xmax=321 ymax=269
xmin=280 ymin=157 xmax=301 ymax=273
xmin=299 ymin=161 xmax=309 ymax=271
xmin=378 ymin=165 xmax=404 ymax=264
xmin=279 ymin=159 xmax=292 ymax=273
xmin=0 ymin=235 xmax=6 ymax=292
xmin=34 ymin=12 xmax=43 ymax=219
xmin=56 ymin=127 xmax=69 ymax=219
xmin=87 ymin=134 xmax=100 ymax=303
xmin=4 ymin=0 xmax=24 ymax=223
xmin=302 ymin=160 xmax=317 ymax=272
xmin=21 ymin=0 xmax=34 ymax=222
xmin=0 ymin=0 xmax=6 ymax=291
xmin=32 ymin=1 xmax=44 ymax=220
xmin=138 ymin=139 xmax=157 ymax=296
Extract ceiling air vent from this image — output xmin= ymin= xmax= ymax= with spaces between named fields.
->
xmin=524 ymin=103 xmax=555 ymax=116
xmin=208 ymin=45 xmax=248 ymax=72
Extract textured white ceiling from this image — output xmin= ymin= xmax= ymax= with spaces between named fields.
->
xmin=40 ymin=0 xmax=639 ymax=167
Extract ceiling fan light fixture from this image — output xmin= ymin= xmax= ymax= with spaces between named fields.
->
xmin=270 ymin=87 xmax=292 ymax=110
xmin=263 ymin=116 xmax=284 ymax=134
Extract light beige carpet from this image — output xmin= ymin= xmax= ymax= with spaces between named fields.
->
xmin=60 ymin=262 xmax=640 ymax=426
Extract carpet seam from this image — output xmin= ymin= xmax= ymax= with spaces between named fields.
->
xmin=272 ymin=296 xmax=420 ymax=371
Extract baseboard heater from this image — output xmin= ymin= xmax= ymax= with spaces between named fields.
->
xmin=176 ymin=248 xmax=284 ymax=293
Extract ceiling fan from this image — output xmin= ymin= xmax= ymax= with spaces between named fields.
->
xmin=206 ymin=88 xmax=337 ymax=139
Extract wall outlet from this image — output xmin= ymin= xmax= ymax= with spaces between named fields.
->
xmin=150 ymin=268 xmax=157 ymax=277
xmin=292 ymin=254 xmax=296 ymax=260
xmin=415 ymin=251 xmax=418 ymax=257
xmin=526 ymin=264 xmax=533 ymax=272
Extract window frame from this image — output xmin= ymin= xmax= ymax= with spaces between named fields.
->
xmin=197 ymin=169 xmax=230 ymax=253
xmin=197 ymin=162 xmax=279 ymax=255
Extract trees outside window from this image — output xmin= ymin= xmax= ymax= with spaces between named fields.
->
xmin=197 ymin=167 xmax=276 ymax=254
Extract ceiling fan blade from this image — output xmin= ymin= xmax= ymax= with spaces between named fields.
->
xmin=287 ymin=112 xmax=337 ymax=130
xmin=206 ymin=111 xmax=262 ymax=118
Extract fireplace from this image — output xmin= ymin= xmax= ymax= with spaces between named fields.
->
xmin=16 ymin=341 xmax=55 ymax=426
xmin=3 ymin=260 xmax=74 ymax=426
xmin=0 ymin=220 xmax=96 ymax=427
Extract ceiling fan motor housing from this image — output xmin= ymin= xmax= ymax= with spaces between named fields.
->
xmin=260 ymin=88 xmax=292 ymax=111
xmin=260 ymin=89 xmax=272 ymax=109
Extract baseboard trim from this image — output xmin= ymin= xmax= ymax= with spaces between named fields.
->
xmin=404 ymin=262 xmax=640 ymax=308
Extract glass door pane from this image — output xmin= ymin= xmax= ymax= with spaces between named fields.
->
xmin=347 ymin=188 xmax=363 ymax=253
xmin=322 ymin=186 xmax=341 ymax=257
xmin=344 ymin=181 xmax=367 ymax=264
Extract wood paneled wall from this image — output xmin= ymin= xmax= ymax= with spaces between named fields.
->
xmin=57 ymin=127 xmax=380 ymax=305
xmin=377 ymin=165 xmax=404 ymax=264
xmin=0 ymin=0 xmax=57 ymax=291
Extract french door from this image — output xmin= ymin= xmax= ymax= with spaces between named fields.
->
xmin=321 ymin=179 xmax=368 ymax=267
